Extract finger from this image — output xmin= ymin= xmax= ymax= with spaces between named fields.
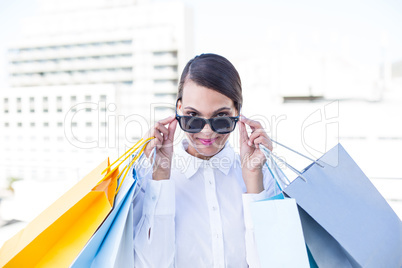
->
xmin=166 ymin=119 xmax=177 ymax=143
xmin=253 ymin=136 xmax=273 ymax=151
xmin=253 ymin=136 xmax=269 ymax=149
xmin=155 ymin=122 xmax=169 ymax=139
xmin=158 ymin=114 xmax=176 ymax=125
xmin=238 ymin=121 xmax=249 ymax=144
xmin=239 ymin=115 xmax=262 ymax=129
xmin=149 ymin=130 xmax=164 ymax=150
xmin=248 ymin=129 xmax=267 ymax=146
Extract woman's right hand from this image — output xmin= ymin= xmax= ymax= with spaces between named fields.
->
xmin=143 ymin=114 xmax=177 ymax=180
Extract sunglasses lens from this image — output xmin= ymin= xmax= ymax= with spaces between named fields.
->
xmin=180 ymin=117 xmax=205 ymax=133
xmin=212 ymin=117 xmax=236 ymax=133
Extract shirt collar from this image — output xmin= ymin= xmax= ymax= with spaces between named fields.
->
xmin=174 ymin=138 xmax=236 ymax=179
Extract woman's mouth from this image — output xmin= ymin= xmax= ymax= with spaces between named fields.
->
xmin=198 ymin=138 xmax=218 ymax=146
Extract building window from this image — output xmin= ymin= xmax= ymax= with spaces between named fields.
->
xmin=30 ymin=122 xmax=35 ymax=127
xmin=72 ymin=122 xmax=77 ymax=127
xmin=57 ymin=108 xmax=62 ymax=112
xmin=29 ymin=97 xmax=34 ymax=102
xmin=4 ymin=109 xmax=8 ymax=113
xmin=4 ymin=122 xmax=9 ymax=127
xmin=86 ymin=122 xmax=92 ymax=127
xmin=17 ymin=109 xmax=22 ymax=113
xmin=4 ymin=98 xmax=9 ymax=103
xmin=85 ymin=108 xmax=92 ymax=112
xmin=57 ymin=96 xmax=62 ymax=102
xmin=30 ymin=109 xmax=35 ymax=113
xmin=43 ymin=109 xmax=48 ymax=113
xmin=17 ymin=122 xmax=22 ymax=127
xmin=43 ymin=97 xmax=48 ymax=102
xmin=57 ymin=122 xmax=63 ymax=127
xmin=71 ymin=96 xmax=77 ymax=101
xmin=100 ymin=122 xmax=107 ymax=127
xmin=100 ymin=95 xmax=106 ymax=101
xmin=85 ymin=95 xmax=91 ymax=101
xmin=17 ymin=97 xmax=21 ymax=103
xmin=57 ymin=136 xmax=63 ymax=141
xmin=43 ymin=122 xmax=49 ymax=127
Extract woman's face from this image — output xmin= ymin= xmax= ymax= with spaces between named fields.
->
xmin=177 ymin=80 xmax=237 ymax=159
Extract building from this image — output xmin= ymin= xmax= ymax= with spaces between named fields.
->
xmin=0 ymin=0 xmax=193 ymax=221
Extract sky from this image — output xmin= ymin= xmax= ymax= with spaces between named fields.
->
xmin=1 ymin=0 xmax=402 ymax=88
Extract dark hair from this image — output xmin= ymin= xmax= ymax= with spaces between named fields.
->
xmin=177 ymin=53 xmax=242 ymax=113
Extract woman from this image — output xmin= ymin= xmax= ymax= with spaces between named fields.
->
xmin=132 ymin=53 xmax=277 ymax=268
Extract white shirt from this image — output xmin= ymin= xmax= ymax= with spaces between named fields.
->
xmin=132 ymin=138 xmax=278 ymax=268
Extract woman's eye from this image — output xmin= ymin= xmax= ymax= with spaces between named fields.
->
xmin=187 ymin=112 xmax=197 ymax=117
xmin=216 ymin=112 xmax=228 ymax=117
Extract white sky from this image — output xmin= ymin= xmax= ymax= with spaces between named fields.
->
xmin=1 ymin=0 xmax=402 ymax=87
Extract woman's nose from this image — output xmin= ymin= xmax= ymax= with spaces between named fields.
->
xmin=200 ymin=121 xmax=214 ymax=135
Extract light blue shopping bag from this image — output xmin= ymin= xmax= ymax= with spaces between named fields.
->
xmin=249 ymin=147 xmax=313 ymax=268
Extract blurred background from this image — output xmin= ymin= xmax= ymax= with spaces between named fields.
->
xmin=0 ymin=0 xmax=401 ymax=246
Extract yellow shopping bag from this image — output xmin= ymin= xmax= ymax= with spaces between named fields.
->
xmin=0 ymin=137 xmax=154 ymax=268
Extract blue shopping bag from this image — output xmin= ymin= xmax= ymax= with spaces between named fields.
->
xmin=266 ymin=142 xmax=402 ymax=268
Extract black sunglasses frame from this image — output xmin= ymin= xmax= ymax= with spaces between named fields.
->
xmin=175 ymin=99 xmax=240 ymax=134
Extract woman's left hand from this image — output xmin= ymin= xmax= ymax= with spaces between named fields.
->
xmin=238 ymin=115 xmax=273 ymax=193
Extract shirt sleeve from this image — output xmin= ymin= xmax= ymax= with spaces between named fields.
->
xmin=132 ymin=157 xmax=176 ymax=268
xmin=242 ymin=164 xmax=279 ymax=268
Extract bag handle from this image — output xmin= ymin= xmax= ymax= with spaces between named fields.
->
xmin=271 ymin=139 xmax=324 ymax=168
xmin=114 ymin=138 xmax=155 ymax=194
xmin=260 ymin=144 xmax=309 ymax=183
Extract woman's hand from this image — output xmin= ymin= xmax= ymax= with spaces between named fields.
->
xmin=143 ymin=114 xmax=177 ymax=180
xmin=238 ymin=115 xmax=273 ymax=193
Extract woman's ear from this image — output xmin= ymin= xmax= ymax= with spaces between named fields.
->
xmin=176 ymin=99 xmax=182 ymax=111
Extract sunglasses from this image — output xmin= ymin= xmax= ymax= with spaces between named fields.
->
xmin=175 ymin=99 xmax=240 ymax=134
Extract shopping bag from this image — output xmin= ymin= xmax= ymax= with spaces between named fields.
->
xmin=0 ymin=159 xmax=119 ymax=268
xmin=250 ymin=193 xmax=310 ymax=268
xmin=0 ymin=137 xmax=154 ymax=268
xmin=270 ymin=142 xmax=402 ymax=268
xmin=70 ymin=142 xmax=155 ymax=268
xmin=70 ymin=170 xmax=136 ymax=268
xmin=249 ymin=146 xmax=312 ymax=268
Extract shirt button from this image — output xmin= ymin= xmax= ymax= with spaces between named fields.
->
xmin=151 ymin=195 xmax=156 ymax=201
xmin=212 ymin=206 xmax=217 ymax=211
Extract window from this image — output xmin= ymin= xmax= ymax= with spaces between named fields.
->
xmin=4 ymin=109 xmax=9 ymax=113
xmin=29 ymin=97 xmax=34 ymax=102
xmin=4 ymin=98 xmax=9 ymax=103
xmin=4 ymin=122 xmax=9 ymax=127
xmin=86 ymin=122 xmax=92 ymax=127
xmin=72 ymin=122 xmax=77 ymax=127
xmin=57 ymin=108 xmax=62 ymax=112
xmin=30 ymin=109 xmax=35 ymax=113
xmin=43 ymin=122 xmax=49 ymax=127
xmin=85 ymin=95 xmax=91 ymax=101
xmin=43 ymin=97 xmax=48 ymax=102
xmin=43 ymin=109 xmax=48 ymax=113
xmin=17 ymin=109 xmax=21 ymax=113
xmin=57 ymin=122 xmax=63 ymax=127
xmin=85 ymin=108 xmax=92 ymax=112
xmin=17 ymin=97 xmax=21 ymax=103
xmin=100 ymin=122 xmax=107 ymax=127
xmin=71 ymin=96 xmax=77 ymax=101
xmin=100 ymin=95 xmax=106 ymax=101
xmin=17 ymin=122 xmax=22 ymax=127
xmin=57 ymin=96 xmax=62 ymax=102
xmin=30 ymin=122 xmax=35 ymax=127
